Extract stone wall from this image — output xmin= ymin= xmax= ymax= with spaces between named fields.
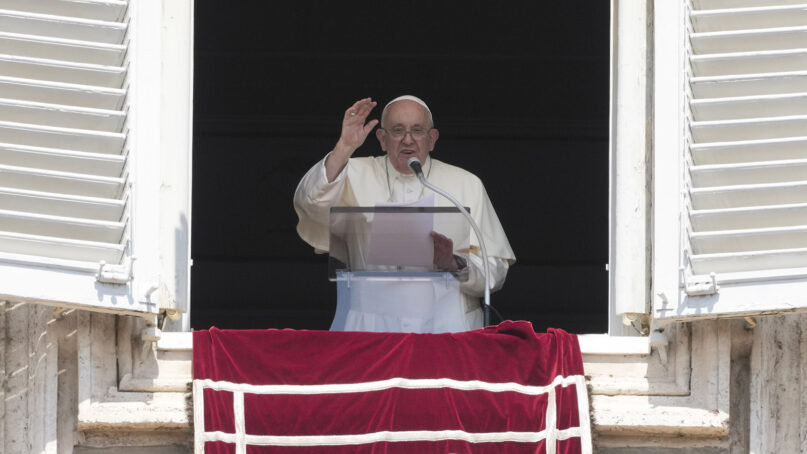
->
xmin=0 ymin=302 xmax=77 ymax=453
xmin=0 ymin=303 xmax=191 ymax=453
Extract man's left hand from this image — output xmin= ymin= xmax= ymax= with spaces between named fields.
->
xmin=431 ymin=231 xmax=457 ymax=271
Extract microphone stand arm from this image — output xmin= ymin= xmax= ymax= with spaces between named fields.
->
xmin=414 ymin=173 xmax=492 ymax=326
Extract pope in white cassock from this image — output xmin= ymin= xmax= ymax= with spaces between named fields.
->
xmin=294 ymin=95 xmax=516 ymax=333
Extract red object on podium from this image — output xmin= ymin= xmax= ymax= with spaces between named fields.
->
xmin=193 ymin=321 xmax=591 ymax=453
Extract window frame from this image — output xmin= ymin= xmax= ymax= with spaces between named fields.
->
xmin=607 ymin=0 xmax=653 ymax=336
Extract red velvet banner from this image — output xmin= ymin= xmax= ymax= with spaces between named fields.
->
xmin=192 ymin=321 xmax=591 ymax=454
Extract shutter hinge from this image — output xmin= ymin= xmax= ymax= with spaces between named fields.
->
xmin=96 ymin=257 xmax=135 ymax=284
xmin=681 ymin=269 xmax=719 ymax=296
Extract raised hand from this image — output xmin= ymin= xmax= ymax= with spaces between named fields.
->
xmin=325 ymin=98 xmax=379 ymax=182
xmin=337 ymin=98 xmax=379 ymax=151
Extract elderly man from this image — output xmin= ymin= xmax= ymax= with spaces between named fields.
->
xmin=294 ymin=95 xmax=515 ymax=332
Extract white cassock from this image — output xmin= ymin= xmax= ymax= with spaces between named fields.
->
xmin=294 ymin=153 xmax=516 ymax=333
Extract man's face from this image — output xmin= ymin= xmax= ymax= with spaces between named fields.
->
xmin=376 ymin=100 xmax=439 ymax=174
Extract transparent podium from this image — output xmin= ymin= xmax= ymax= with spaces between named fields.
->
xmin=329 ymin=206 xmax=471 ymax=333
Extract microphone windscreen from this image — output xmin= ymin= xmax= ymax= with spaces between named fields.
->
xmin=407 ymin=157 xmax=423 ymax=174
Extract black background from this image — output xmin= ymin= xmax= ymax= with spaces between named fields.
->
xmin=191 ymin=2 xmax=610 ymax=333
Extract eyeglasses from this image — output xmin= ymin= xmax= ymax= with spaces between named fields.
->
xmin=382 ymin=126 xmax=431 ymax=139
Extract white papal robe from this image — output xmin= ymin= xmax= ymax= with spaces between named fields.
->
xmin=294 ymin=153 xmax=516 ymax=332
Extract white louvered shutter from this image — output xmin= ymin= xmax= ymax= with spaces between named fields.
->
xmin=0 ymin=0 xmax=129 ymax=266
xmin=655 ymin=0 xmax=807 ymax=321
xmin=0 ymin=0 xmax=197 ymax=318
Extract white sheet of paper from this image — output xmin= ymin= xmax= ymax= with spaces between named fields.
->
xmin=367 ymin=193 xmax=435 ymax=267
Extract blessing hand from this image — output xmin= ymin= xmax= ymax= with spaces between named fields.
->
xmin=336 ymin=97 xmax=379 ymax=153
xmin=325 ymin=98 xmax=380 ymax=182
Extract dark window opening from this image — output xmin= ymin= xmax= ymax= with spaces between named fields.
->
xmin=191 ymin=2 xmax=610 ymax=333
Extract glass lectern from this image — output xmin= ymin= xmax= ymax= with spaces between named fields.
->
xmin=329 ymin=206 xmax=471 ymax=333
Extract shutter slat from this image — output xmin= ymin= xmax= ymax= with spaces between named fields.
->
xmin=0 ymin=208 xmax=124 ymax=242
xmin=0 ymin=164 xmax=124 ymax=198
xmin=0 ymin=75 xmax=125 ymax=109
xmin=0 ymin=142 xmax=124 ymax=176
xmin=691 ymin=92 xmax=807 ymax=121
xmin=0 ymin=98 xmax=125 ymax=132
xmin=0 ymin=32 xmax=126 ymax=66
xmin=0 ymin=231 xmax=124 ymax=263
xmin=0 ymin=0 xmax=127 ymax=22
xmin=691 ymin=5 xmax=807 ymax=33
xmin=691 ymin=27 xmax=807 ymax=54
xmin=692 ymin=203 xmax=807 ymax=231
xmin=691 ymin=225 xmax=807 ymax=254
xmin=691 ymin=136 xmax=807 ymax=165
xmin=691 ymin=159 xmax=807 ymax=187
xmin=691 ymin=49 xmax=807 ymax=77
xmin=0 ymin=121 xmax=125 ymax=153
xmin=691 ymin=181 xmax=807 ymax=210
xmin=691 ymin=115 xmax=807 ymax=142
xmin=0 ymin=9 xmax=127 ymax=43
xmin=692 ymin=71 xmax=807 ymax=98
xmin=0 ymin=187 xmax=124 ymax=221
xmin=0 ymin=54 xmax=125 ymax=88
xmin=694 ymin=0 xmax=807 ymax=11
xmin=691 ymin=248 xmax=807 ymax=274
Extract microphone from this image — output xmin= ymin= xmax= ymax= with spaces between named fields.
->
xmin=407 ymin=157 xmax=423 ymax=176
xmin=408 ymin=155 xmax=494 ymax=326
